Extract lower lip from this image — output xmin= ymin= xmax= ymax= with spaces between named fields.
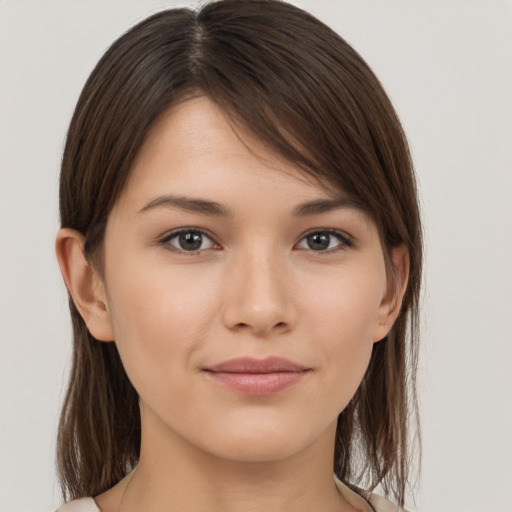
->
xmin=204 ymin=371 xmax=309 ymax=396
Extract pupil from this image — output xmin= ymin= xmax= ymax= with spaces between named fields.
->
xmin=179 ymin=231 xmax=202 ymax=251
xmin=308 ymin=233 xmax=330 ymax=250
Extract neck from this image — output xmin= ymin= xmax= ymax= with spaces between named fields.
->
xmin=112 ymin=415 xmax=352 ymax=512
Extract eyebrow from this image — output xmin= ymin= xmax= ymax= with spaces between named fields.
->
xmin=292 ymin=197 xmax=363 ymax=216
xmin=138 ymin=194 xmax=230 ymax=216
xmin=138 ymin=194 xmax=363 ymax=217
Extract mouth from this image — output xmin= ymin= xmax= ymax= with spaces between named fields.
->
xmin=202 ymin=357 xmax=312 ymax=396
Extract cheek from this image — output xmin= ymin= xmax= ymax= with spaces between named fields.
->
xmin=304 ymin=262 xmax=385 ymax=342
xmin=302 ymin=266 xmax=384 ymax=400
xmin=104 ymin=259 xmax=219 ymax=392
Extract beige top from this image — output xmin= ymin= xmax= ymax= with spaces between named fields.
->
xmin=56 ymin=478 xmax=405 ymax=512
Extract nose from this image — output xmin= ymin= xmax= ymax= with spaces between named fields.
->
xmin=221 ymin=248 xmax=297 ymax=337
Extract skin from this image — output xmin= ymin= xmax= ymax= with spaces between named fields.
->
xmin=56 ymin=97 xmax=408 ymax=512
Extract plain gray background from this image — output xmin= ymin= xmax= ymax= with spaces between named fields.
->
xmin=0 ymin=1 xmax=511 ymax=511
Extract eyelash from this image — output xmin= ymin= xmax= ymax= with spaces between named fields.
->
xmin=158 ymin=228 xmax=220 ymax=254
xmin=296 ymin=229 xmax=354 ymax=254
xmin=158 ymin=228 xmax=354 ymax=255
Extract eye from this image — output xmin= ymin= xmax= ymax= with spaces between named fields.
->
xmin=296 ymin=230 xmax=352 ymax=252
xmin=160 ymin=229 xmax=219 ymax=253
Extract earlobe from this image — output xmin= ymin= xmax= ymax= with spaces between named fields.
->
xmin=55 ymin=228 xmax=114 ymax=342
xmin=373 ymin=246 xmax=410 ymax=343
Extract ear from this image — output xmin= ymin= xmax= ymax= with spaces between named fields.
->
xmin=55 ymin=228 xmax=114 ymax=341
xmin=373 ymin=246 xmax=410 ymax=343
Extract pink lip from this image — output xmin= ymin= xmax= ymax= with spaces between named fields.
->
xmin=203 ymin=357 xmax=311 ymax=396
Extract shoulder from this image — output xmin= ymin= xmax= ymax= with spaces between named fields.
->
xmin=55 ymin=497 xmax=100 ymax=512
xmin=335 ymin=477 xmax=408 ymax=512
xmin=57 ymin=469 xmax=134 ymax=512
xmin=366 ymin=491 xmax=409 ymax=512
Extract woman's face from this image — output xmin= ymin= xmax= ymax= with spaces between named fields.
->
xmin=99 ymin=96 xmax=396 ymax=464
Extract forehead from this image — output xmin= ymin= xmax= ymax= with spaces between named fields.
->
xmin=124 ymin=96 xmax=344 ymax=206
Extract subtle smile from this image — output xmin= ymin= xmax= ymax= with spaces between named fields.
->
xmin=202 ymin=357 xmax=312 ymax=396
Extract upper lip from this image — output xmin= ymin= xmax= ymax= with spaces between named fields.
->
xmin=204 ymin=357 xmax=309 ymax=374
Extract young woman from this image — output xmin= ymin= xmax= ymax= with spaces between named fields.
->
xmin=54 ymin=1 xmax=422 ymax=511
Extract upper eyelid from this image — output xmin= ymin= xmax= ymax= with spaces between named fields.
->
xmin=158 ymin=228 xmax=221 ymax=256
xmin=297 ymin=228 xmax=353 ymax=243
xmin=159 ymin=227 xmax=217 ymax=243
xmin=157 ymin=227 xmax=354 ymax=249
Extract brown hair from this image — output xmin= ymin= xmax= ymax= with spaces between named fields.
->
xmin=57 ymin=0 xmax=422 ymax=506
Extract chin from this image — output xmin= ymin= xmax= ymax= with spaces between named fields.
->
xmin=207 ymin=437 xmax=308 ymax=464
xmin=194 ymin=417 xmax=329 ymax=464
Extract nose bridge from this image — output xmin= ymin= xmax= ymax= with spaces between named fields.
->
xmin=222 ymin=240 xmax=295 ymax=335
xmin=244 ymin=246 xmax=282 ymax=301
